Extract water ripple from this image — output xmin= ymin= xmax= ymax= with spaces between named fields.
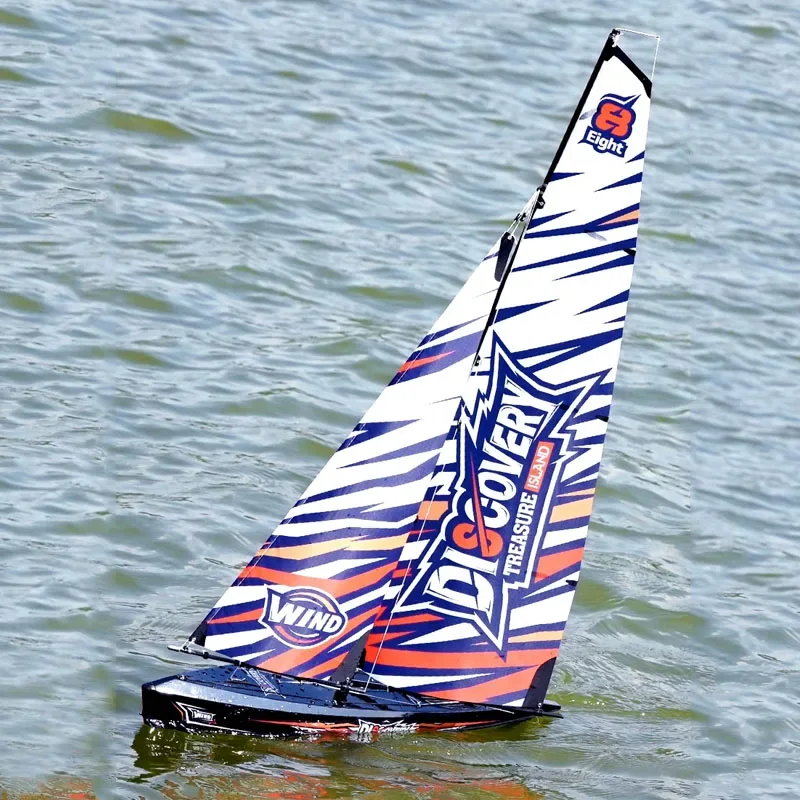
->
xmin=0 ymin=1 xmax=798 ymax=798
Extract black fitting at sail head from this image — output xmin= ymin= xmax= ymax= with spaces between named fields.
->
xmin=494 ymin=184 xmax=547 ymax=283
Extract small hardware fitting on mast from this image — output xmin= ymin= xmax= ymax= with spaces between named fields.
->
xmin=610 ymin=26 xmax=660 ymax=79
xmin=493 ymin=183 xmax=546 ymax=282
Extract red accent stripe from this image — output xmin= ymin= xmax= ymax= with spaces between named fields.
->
xmin=470 ymin=464 xmax=493 ymax=557
xmin=535 ymin=546 xmax=584 ymax=582
xmin=372 ymin=629 xmax=409 ymax=643
xmin=251 ymin=718 xmax=496 ymax=734
xmin=254 ymin=719 xmax=354 ymax=730
xmin=397 ymin=351 xmax=453 ymax=373
xmin=367 ymin=646 xmax=558 ymax=671
xmin=208 ymin=608 xmax=262 ymax=625
xmin=371 ymin=612 xmax=441 ymax=630
xmin=239 ymin=561 xmax=395 ymax=598
xmin=424 ymin=667 xmax=539 ymax=704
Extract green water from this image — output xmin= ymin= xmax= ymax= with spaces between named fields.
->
xmin=1 ymin=1 xmax=798 ymax=798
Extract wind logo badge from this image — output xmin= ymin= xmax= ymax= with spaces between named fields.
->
xmin=261 ymin=587 xmax=347 ymax=649
xmin=397 ymin=338 xmax=599 ymax=651
xmin=581 ymin=93 xmax=637 ymax=157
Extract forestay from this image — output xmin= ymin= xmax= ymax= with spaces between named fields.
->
xmin=363 ymin=33 xmax=654 ymax=708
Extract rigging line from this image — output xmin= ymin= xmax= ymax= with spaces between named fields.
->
xmin=614 ymin=27 xmax=659 ymax=40
xmin=651 ymin=35 xmax=660 ymax=81
xmin=615 ymin=27 xmax=660 ymax=80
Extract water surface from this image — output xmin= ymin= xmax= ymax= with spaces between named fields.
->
xmin=0 ymin=1 xmax=798 ymax=798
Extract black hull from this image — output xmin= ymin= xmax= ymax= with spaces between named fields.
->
xmin=142 ymin=664 xmax=561 ymax=740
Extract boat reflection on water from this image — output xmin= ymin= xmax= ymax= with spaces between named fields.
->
xmin=0 ymin=778 xmax=95 ymax=800
xmin=129 ymin=722 xmax=549 ymax=799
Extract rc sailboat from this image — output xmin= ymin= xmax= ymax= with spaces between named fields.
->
xmin=142 ymin=28 xmax=656 ymax=738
